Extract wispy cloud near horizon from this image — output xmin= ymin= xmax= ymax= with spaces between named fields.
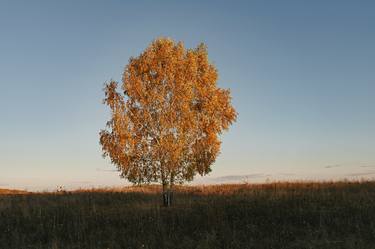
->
xmin=345 ymin=171 xmax=375 ymax=177
xmin=324 ymin=164 xmax=342 ymax=169
xmin=96 ymin=168 xmax=118 ymax=172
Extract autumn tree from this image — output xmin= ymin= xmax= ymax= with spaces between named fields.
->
xmin=100 ymin=38 xmax=237 ymax=206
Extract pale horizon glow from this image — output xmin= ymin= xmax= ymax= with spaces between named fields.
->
xmin=0 ymin=1 xmax=375 ymax=191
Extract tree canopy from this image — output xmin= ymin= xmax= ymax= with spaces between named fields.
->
xmin=100 ymin=38 xmax=237 ymax=190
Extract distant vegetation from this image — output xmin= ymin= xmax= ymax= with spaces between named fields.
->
xmin=1 ymin=181 xmax=375 ymax=248
xmin=0 ymin=188 xmax=28 ymax=195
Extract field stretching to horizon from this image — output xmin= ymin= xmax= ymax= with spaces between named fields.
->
xmin=1 ymin=181 xmax=375 ymax=249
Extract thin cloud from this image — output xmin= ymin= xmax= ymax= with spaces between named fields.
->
xmin=325 ymin=164 xmax=342 ymax=169
xmin=346 ymin=171 xmax=375 ymax=177
xmin=212 ymin=174 xmax=267 ymax=182
xmin=359 ymin=165 xmax=375 ymax=168
xmin=96 ymin=168 xmax=118 ymax=172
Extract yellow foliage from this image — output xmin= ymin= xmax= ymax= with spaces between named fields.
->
xmin=100 ymin=38 xmax=237 ymax=188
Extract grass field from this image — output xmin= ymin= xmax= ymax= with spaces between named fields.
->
xmin=1 ymin=181 xmax=375 ymax=249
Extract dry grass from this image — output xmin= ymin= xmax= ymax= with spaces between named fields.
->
xmin=1 ymin=180 xmax=375 ymax=248
xmin=34 ymin=179 xmax=372 ymax=195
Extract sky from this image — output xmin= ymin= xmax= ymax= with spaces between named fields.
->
xmin=0 ymin=0 xmax=374 ymax=191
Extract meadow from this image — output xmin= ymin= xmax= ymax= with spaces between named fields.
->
xmin=1 ymin=181 xmax=375 ymax=249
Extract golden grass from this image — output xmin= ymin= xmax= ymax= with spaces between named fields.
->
xmin=4 ymin=179 xmax=371 ymax=195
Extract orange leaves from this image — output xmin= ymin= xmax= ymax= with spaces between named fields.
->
xmin=100 ymin=37 xmax=237 ymax=187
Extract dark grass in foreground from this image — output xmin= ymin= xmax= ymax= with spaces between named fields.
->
xmin=1 ymin=181 xmax=375 ymax=249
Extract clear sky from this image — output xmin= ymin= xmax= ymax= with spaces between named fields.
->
xmin=0 ymin=0 xmax=374 ymax=191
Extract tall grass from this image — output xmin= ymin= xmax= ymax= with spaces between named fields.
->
xmin=1 ymin=181 xmax=375 ymax=248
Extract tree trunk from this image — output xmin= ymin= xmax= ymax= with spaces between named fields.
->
xmin=162 ymin=184 xmax=173 ymax=207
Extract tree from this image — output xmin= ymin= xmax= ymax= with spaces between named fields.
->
xmin=99 ymin=38 xmax=237 ymax=206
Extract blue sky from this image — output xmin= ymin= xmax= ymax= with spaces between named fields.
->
xmin=0 ymin=0 xmax=374 ymax=190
